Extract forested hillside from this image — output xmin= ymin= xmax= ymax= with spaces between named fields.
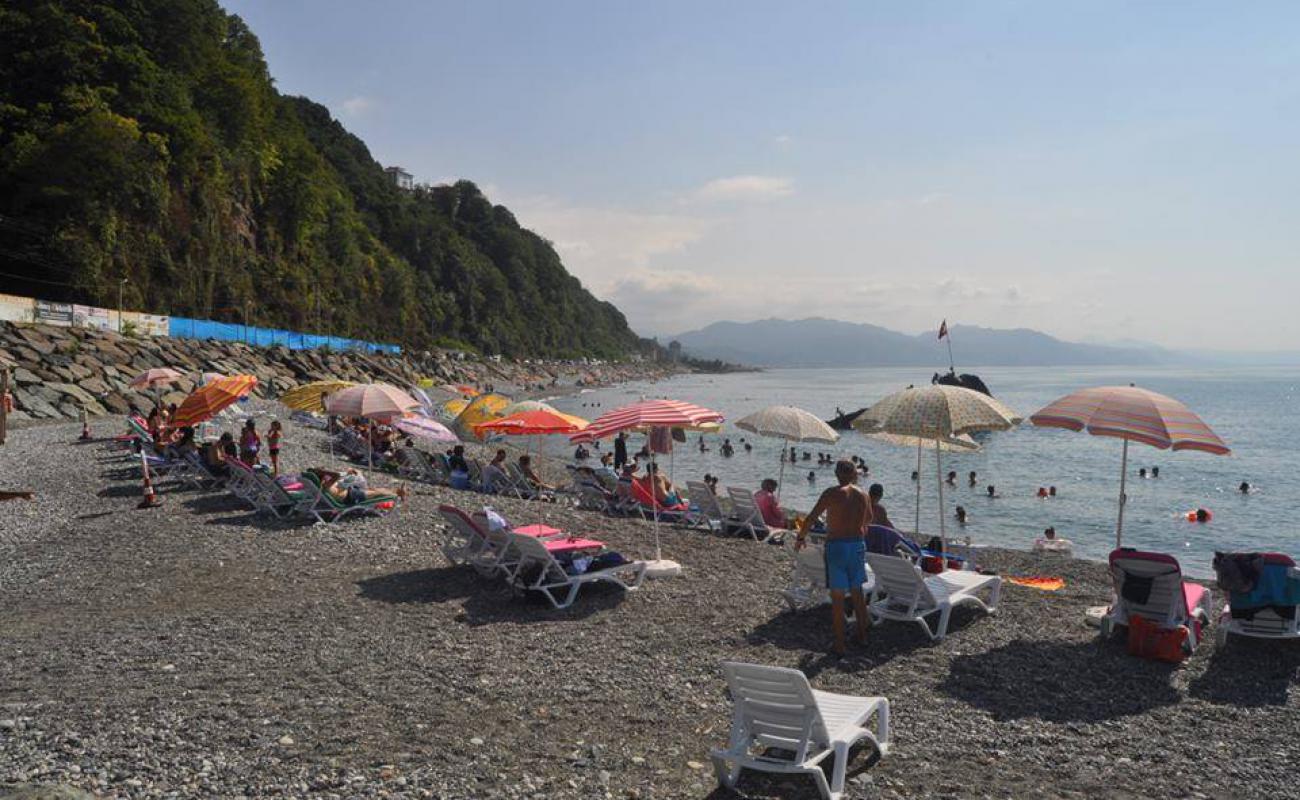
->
xmin=0 ymin=0 xmax=641 ymax=357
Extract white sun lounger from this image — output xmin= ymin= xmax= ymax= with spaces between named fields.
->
xmin=508 ymin=532 xmax=646 ymax=609
xmin=727 ymin=486 xmax=778 ymax=541
xmin=438 ymin=504 xmax=502 ymax=576
xmin=686 ymin=481 xmax=734 ymax=532
xmin=709 ymin=661 xmax=890 ymax=800
xmin=865 ymin=553 xmax=1001 ymax=640
xmin=781 ymin=537 xmax=875 ymax=611
xmin=1100 ymin=549 xmax=1211 ymax=653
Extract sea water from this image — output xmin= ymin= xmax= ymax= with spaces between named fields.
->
xmin=548 ymin=366 xmax=1300 ymax=577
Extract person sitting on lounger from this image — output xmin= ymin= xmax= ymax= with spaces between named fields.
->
xmin=168 ymin=426 xmax=199 ymax=460
xmin=754 ymin=478 xmax=787 ymax=528
xmin=483 ymin=449 xmax=511 ymax=493
xmin=518 ymin=454 xmax=554 ymax=492
xmin=201 ymin=434 xmax=234 ymax=477
xmin=636 ymin=462 xmax=680 ymax=507
xmin=796 ymin=460 xmax=874 ymax=655
xmin=866 ymin=483 xmax=895 ymax=530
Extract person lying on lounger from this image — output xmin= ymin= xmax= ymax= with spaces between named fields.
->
xmin=319 ymin=469 xmax=406 ymax=504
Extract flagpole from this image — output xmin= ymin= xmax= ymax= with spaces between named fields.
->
xmin=944 ymin=328 xmax=955 ymax=374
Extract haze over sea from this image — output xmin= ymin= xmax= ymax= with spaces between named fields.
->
xmin=550 ymin=366 xmax=1297 ymax=577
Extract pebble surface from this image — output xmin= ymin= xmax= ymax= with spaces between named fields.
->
xmin=1 ymin=415 xmax=1297 ymax=799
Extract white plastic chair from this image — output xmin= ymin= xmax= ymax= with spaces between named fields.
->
xmin=865 ymin=553 xmax=1001 ymax=640
xmin=710 ymin=661 xmax=890 ymax=800
xmin=726 ymin=486 xmax=775 ymax=542
xmin=1100 ymin=549 xmax=1211 ymax=653
xmin=781 ymin=537 xmax=875 ymax=611
xmin=508 ymin=533 xmax=646 ymax=609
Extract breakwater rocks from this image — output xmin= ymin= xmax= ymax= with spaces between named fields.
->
xmin=0 ymin=321 xmax=679 ymax=421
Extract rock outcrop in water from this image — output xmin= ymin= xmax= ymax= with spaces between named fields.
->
xmin=0 ymin=322 xmax=679 ymax=422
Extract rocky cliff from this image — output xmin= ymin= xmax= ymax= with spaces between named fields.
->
xmin=0 ymin=322 xmax=675 ymax=422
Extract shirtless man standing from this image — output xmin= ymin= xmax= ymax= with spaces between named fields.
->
xmin=796 ymin=460 xmax=874 ymax=654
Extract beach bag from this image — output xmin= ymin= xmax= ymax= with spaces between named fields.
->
xmin=921 ymin=555 xmax=945 ymax=574
xmin=1126 ymin=615 xmax=1187 ymax=663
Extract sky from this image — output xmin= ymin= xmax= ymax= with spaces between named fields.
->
xmin=224 ymin=1 xmax=1300 ymax=349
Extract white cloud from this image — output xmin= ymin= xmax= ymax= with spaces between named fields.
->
xmin=689 ymin=175 xmax=794 ymax=203
xmin=340 ymin=95 xmax=373 ymax=116
xmin=773 ymin=134 xmax=793 ymax=145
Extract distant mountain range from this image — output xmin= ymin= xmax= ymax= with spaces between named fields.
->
xmin=670 ymin=318 xmax=1186 ymax=368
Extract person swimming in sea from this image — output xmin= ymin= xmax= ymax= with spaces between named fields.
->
xmin=1240 ymin=481 xmax=1251 ymax=494
xmin=986 ymin=485 xmax=998 ymax=498
xmin=955 ymin=505 xmax=969 ymax=525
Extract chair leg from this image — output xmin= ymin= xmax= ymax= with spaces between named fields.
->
xmin=710 ymin=753 xmax=741 ymax=789
xmin=809 ymin=761 xmax=836 ymax=800
xmin=933 ymin=605 xmax=952 ymax=640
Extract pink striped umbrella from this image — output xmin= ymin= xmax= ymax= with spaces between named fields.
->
xmin=570 ymin=398 xmax=724 ymax=576
xmin=1031 ymin=385 xmax=1229 ymax=547
xmin=571 ymin=398 xmax=724 ymax=442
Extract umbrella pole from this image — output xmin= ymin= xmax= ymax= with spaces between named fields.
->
xmin=1116 ymin=438 xmax=1129 ymax=548
xmin=650 ymin=450 xmax=662 ymax=561
xmin=935 ymin=437 xmax=946 ymax=553
xmin=914 ymin=437 xmax=922 ymax=536
xmin=776 ymin=437 xmax=787 ymax=503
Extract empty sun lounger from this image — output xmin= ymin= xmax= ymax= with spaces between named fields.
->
xmin=726 ymin=486 xmax=779 ymax=542
xmin=508 ymin=532 xmax=646 ymax=609
xmin=865 ymin=553 xmax=1001 ymax=640
xmin=781 ymin=536 xmax=875 ymax=611
xmin=1100 ymin=548 xmax=1211 ymax=653
xmin=709 ymin=661 xmax=890 ymax=800
xmin=1215 ymin=552 xmax=1300 ymax=646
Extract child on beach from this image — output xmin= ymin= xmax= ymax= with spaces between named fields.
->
xmin=268 ymin=420 xmax=283 ymax=476
xmin=239 ymin=419 xmax=261 ymax=465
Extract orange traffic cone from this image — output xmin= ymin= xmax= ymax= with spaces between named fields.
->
xmin=137 ymin=451 xmax=162 ymax=509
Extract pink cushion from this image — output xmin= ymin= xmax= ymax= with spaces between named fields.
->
xmin=543 ymin=537 xmax=604 ymax=554
xmin=1182 ymin=582 xmax=1208 ymax=613
xmin=515 ymin=523 xmax=563 ymax=538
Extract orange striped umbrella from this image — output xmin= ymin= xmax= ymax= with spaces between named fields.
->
xmin=169 ymin=375 xmax=258 ymax=428
xmin=1031 ymin=385 xmax=1229 ymax=546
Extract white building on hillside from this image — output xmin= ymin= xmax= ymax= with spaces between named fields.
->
xmin=385 ymin=166 xmax=414 ymax=191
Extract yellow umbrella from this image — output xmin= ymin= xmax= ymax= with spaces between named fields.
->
xmin=451 ymin=393 xmax=511 ymax=440
xmin=439 ymin=397 xmax=470 ymax=421
xmin=279 ymin=381 xmax=356 ymax=412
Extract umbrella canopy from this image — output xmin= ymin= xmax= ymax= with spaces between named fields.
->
xmin=735 ymin=405 xmax=838 ymax=444
xmin=474 ymin=409 xmax=587 ymax=436
xmin=439 ymin=397 xmax=470 ymax=421
xmin=1030 ymin=385 xmax=1229 ymax=454
xmin=393 ymin=414 xmax=458 ymax=444
xmin=129 ymin=367 xmax=182 ymax=390
xmin=324 ymin=383 xmax=420 ymax=421
xmin=199 ymin=371 xmax=226 ymax=385
xmin=852 ymin=384 xmax=1023 ymax=438
xmin=866 ymin=431 xmax=980 ymax=452
xmin=576 ymin=398 xmax=725 ymax=441
xmin=854 ymin=385 xmax=1020 ymax=550
xmin=451 ymin=392 xmax=512 ymax=439
xmin=1030 ymin=385 xmax=1229 ymax=546
xmin=280 ymin=380 xmax=357 ymax=412
xmin=443 ymin=384 xmax=479 ymax=397
xmin=169 ymin=375 xmax=258 ymax=428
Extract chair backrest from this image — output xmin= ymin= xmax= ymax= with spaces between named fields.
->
xmin=788 ymin=539 xmax=828 ymax=590
xmin=685 ymin=481 xmax=720 ymax=517
xmin=1109 ymin=548 xmax=1189 ymax=624
xmin=720 ymin=661 xmax=827 ymax=761
xmin=727 ymin=487 xmax=765 ymax=527
xmin=508 ymin=531 xmax=566 ymax=581
xmin=439 ymin=504 xmax=489 ymax=546
xmin=866 ymin=553 xmax=934 ymax=611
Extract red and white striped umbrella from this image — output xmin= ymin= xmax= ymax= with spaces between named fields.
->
xmin=1031 ymin=385 xmax=1230 ymax=546
xmin=571 ymin=398 xmax=724 ymax=442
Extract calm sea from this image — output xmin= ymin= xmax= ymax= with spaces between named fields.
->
xmin=547 ymin=366 xmax=1299 ymax=577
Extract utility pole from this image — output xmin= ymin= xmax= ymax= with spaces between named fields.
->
xmin=118 ymin=277 xmax=129 ymax=333
xmin=243 ymin=299 xmax=251 ymax=345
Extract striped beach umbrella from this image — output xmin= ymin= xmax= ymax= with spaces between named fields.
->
xmin=323 ymin=383 xmax=420 ymax=421
xmin=280 ymin=380 xmax=356 ymax=412
xmin=1031 ymin=385 xmax=1230 ymax=547
xmin=169 ymin=375 xmax=258 ymax=429
xmin=575 ymin=398 xmax=725 ymax=442
xmin=571 ymin=398 xmax=724 ymax=576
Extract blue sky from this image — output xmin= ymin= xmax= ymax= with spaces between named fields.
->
xmin=224 ymin=1 xmax=1300 ymax=348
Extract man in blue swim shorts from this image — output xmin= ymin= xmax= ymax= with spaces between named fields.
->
xmin=796 ymin=460 xmax=874 ymax=655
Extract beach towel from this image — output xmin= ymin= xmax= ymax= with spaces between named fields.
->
xmin=1006 ymin=576 xmax=1065 ymax=591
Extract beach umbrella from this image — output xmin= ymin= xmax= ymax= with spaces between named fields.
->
xmin=129 ymin=367 xmax=183 ymax=412
xmin=279 ymin=380 xmax=356 ymax=412
xmin=451 ymin=393 xmax=511 ymax=440
xmin=323 ymin=383 xmax=420 ymax=420
xmin=438 ymin=397 xmax=470 ymax=422
xmin=864 ymin=431 xmax=980 ymax=536
xmin=853 ymin=385 xmax=1021 ymax=551
xmin=574 ymin=398 xmax=725 ymax=577
xmin=443 ymin=383 xmax=479 ymax=398
xmin=475 ymin=409 xmax=588 ymax=528
xmin=169 ymin=375 xmax=258 ymax=429
xmin=1030 ymin=385 xmax=1230 ymax=547
xmin=735 ymin=405 xmax=838 ymax=501
xmin=325 ymin=383 xmax=422 ymax=472
xmin=393 ymin=414 xmax=458 ymax=444
xmin=199 ymin=371 xmax=226 ymax=385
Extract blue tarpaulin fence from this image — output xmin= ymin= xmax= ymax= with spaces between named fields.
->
xmin=169 ymin=317 xmax=400 ymax=354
